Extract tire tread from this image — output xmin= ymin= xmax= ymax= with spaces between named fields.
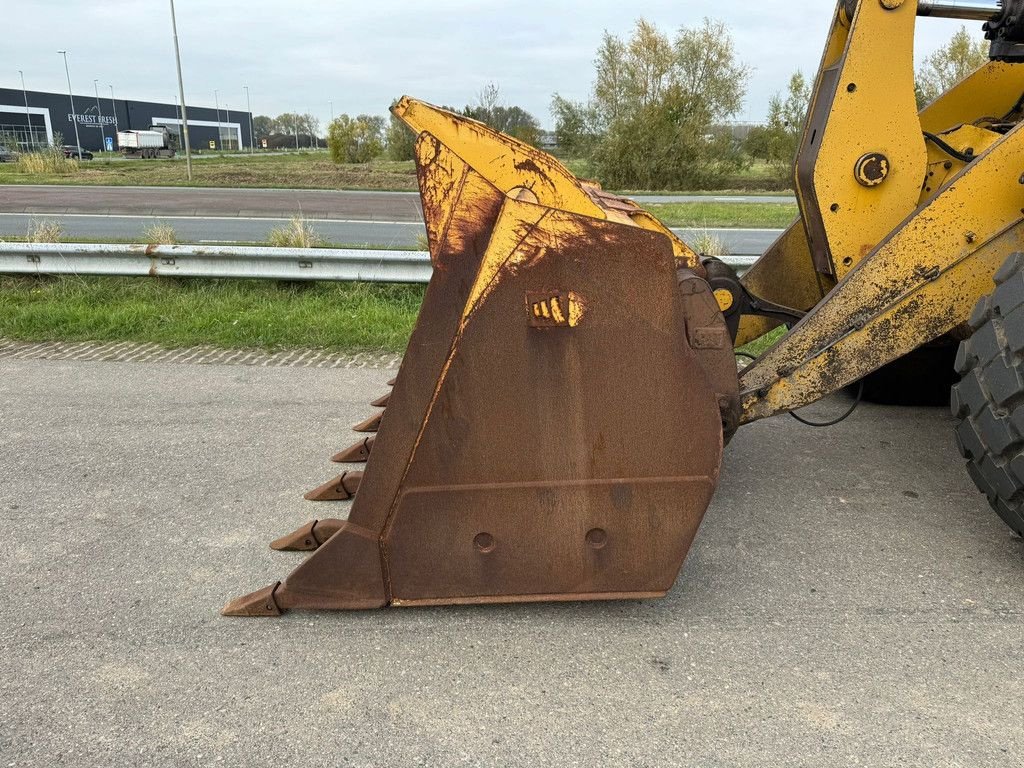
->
xmin=954 ymin=251 xmax=1024 ymax=537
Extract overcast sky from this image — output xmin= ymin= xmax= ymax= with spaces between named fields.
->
xmin=8 ymin=1 xmax=980 ymax=130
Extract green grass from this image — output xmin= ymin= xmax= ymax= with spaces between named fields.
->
xmin=0 ymin=276 xmax=423 ymax=352
xmin=739 ymin=326 xmax=787 ymax=358
xmin=0 ymin=152 xmax=419 ymax=191
xmin=645 ymin=202 xmax=798 ymax=229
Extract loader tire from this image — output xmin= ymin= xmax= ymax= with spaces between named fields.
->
xmin=952 ymin=252 xmax=1024 ymax=537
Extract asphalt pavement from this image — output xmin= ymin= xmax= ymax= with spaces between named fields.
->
xmin=1 ymin=356 xmax=1021 ymax=767
xmin=0 ymin=185 xmax=795 ymax=220
xmin=0 ymin=212 xmax=780 ymax=253
xmin=0 ymin=185 xmax=789 ymax=252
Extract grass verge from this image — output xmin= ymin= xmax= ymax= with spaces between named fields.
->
xmin=0 ymin=276 xmax=423 ymax=352
xmin=0 ymin=152 xmax=419 ymax=191
xmin=645 ymin=202 xmax=797 ymax=229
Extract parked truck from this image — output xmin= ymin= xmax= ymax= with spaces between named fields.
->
xmin=116 ymin=126 xmax=176 ymax=159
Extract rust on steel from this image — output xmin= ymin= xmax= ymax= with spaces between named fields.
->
xmin=332 ymin=436 xmax=374 ymax=464
xmin=303 ymin=471 xmax=363 ymax=502
xmin=352 ymin=412 xmax=383 ymax=433
xmin=271 ymin=519 xmax=346 ymax=552
xmin=223 ymin=99 xmax=734 ymax=617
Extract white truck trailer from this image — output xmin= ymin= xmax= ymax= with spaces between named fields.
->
xmin=116 ymin=126 xmax=176 ymax=159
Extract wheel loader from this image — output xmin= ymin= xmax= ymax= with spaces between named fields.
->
xmin=224 ymin=0 xmax=1024 ymax=616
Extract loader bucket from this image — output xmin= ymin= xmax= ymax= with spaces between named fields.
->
xmin=223 ymin=98 xmax=736 ymax=616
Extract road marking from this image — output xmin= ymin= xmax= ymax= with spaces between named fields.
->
xmin=0 ymin=212 xmax=424 ymax=226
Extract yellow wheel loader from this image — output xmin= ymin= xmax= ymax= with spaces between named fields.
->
xmin=224 ymin=0 xmax=1024 ymax=616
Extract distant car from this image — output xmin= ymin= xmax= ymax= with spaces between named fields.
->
xmin=62 ymin=146 xmax=93 ymax=160
xmin=0 ymin=147 xmax=18 ymax=163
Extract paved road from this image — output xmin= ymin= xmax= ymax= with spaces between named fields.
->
xmin=0 ymin=212 xmax=781 ymax=253
xmin=0 ymin=185 xmax=426 ymax=222
xmin=1 ymin=356 xmax=1021 ymax=766
xmin=0 ymin=185 xmax=796 ymax=221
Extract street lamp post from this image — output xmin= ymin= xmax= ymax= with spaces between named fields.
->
xmin=17 ymin=70 xmax=32 ymax=150
xmin=244 ymin=85 xmax=253 ymax=154
xmin=93 ymin=79 xmax=106 ymax=153
xmin=58 ymin=51 xmax=83 ymax=159
xmin=168 ymin=0 xmax=192 ymax=180
xmin=108 ymin=84 xmax=118 ymax=133
xmin=214 ymin=89 xmax=222 ymax=150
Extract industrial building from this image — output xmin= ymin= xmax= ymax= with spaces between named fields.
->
xmin=0 ymin=87 xmax=252 ymax=152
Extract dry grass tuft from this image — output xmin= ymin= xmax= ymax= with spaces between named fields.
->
xmin=17 ymin=149 xmax=79 ymax=176
xmin=691 ymin=230 xmax=732 ymax=257
xmin=27 ymin=219 xmax=64 ymax=243
xmin=267 ymin=216 xmax=321 ymax=249
xmin=143 ymin=222 xmax=178 ymax=244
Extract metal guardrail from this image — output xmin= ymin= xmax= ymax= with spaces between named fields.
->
xmin=0 ymin=242 xmax=758 ymax=283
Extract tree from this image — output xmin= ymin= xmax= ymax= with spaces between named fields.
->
xmin=252 ymin=115 xmax=274 ymax=139
xmin=550 ymin=95 xmax=600 ymax=157
xmin=385 ymin=113 xmax=416 ymax=161
xmin=461 ymin=83 xmax=542 ymax=146
xmin=917 ymin=26 xmax=989 ymax=108
xmin=327 ymin=114 xmax=385 ymax=164
xmin=560 ymin=18 xmax=751 ymax=189
xmin=745 ymin=71 xmax=811 ymax=173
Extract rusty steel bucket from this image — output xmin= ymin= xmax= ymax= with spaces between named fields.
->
xmin=223 ymin=98 xmax=737 ymax=616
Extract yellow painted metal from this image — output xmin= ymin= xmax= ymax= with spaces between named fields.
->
xmin=394 ymin=97 xmax=700 ymax=268
xmin=919 ymin=61 xmax=1024 ymax=135
xmin=735 ymin=221 xmax=832 ymax=347
xmin=736 ymin=0 xmax=1024 ymax=424
xmin=919 ymin=124 xmax=1000 ymax=205
xmin=795 ymin=0 xmax=927 ymax=281
xmin=740 ymin=122 xmax=1024 ymax=424
xmin=737 ymin=14 xmax=1024 ymax=351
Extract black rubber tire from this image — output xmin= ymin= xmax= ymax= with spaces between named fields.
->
xmin=952 ymin=251 xmax=1024 ymax=537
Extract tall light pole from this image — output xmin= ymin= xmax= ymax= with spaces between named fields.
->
xmin=18 ymin=70 xmax=32 ymax=149
xmin=214 ymin=88 xmax=221 ymax=150
xmin=108 ymin=84 xmax=118 ymax=132
xmin=168 ymin=0 xmax=192 ymax=181
xmin=93 ymin=79 xmax=107 ymax=152
xmin=58 ymin=51 xmax=83 ymax=159
xmin=329 ymin=100 xmax=334 ymax=123
xmin=244 ymin=85 xmax=253 ymax=154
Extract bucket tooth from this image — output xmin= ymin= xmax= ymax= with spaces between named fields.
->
xmin=270 ymin=519 xmax=345 ymax=551
xmin=227 ymin=522 xmax=388 ymax=614
xmin=370 ymin=392 xmax=391 ymax=408
xmin=221 ymin=582 xmax=282 ymax=617
xmin=387 ymin=377 xmax=397 ymax=387
xmin=304 ymin=471 xmax=363 ymax=502
xmin=332 ymin=436 xmax=374 ymax=464
xmin=353 ymin=412 xmax=383 ymax=433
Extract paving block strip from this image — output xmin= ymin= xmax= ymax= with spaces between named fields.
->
xmin=0 ymin=337 xmax=401 ymax=369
